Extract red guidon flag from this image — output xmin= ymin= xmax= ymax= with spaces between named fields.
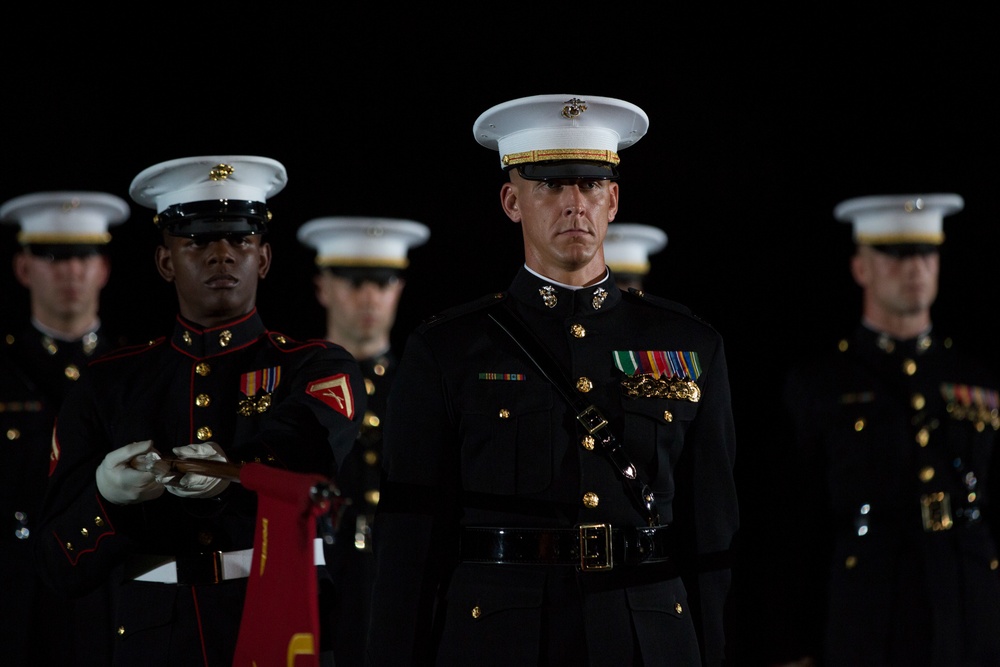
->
xmin=233 ymin=464 xmax=334 ymax=667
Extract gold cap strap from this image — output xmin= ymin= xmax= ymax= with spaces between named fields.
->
xmin=502 ymin=148 xmax=620 ymax=167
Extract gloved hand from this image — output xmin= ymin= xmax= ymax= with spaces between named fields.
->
xmin=96 ymin=440 xmax=167 ymax=505
xmin=165 ymin=442 xmax=231 ymax=499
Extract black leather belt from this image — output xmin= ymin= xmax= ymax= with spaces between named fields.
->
xmin=460 ymin=524 xmax=673 ymax=571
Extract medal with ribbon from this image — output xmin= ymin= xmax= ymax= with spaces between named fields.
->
xmin=614 ymin=350 xmax=702 ymax=401
xmin=239 ymin=367 xmax=282 ymax=416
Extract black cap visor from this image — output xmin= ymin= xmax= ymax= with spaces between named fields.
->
xmin=155 ymin=200 xmax=269 ymax=237
xmin=25 ymin=243 xmax=105 ymax=260
xmin=513 ymin=160 xmax=619 ymax=181
xmin=324 ymin=266 xmax=402 ymax=288
xmin=870 ymin=243 xmax=939 ymax=258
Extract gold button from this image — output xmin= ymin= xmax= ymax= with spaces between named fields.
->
xmin=195 ymin=394 xmax=211 ymax=407
xmin=471 ymin=606 xmax=482 ymax=619
xmin=64 ymin=364 xmax=81 ymax=381
xmin=364 ymin=412 xmax=380 ymax=428
xmin=570 ymin=323 xmax=586 ymax=338
xmin=65 ymin=542 xmax=74 ymax=551
xmin=576 ymin=377 xmax=593 ymax=393
xmin=582 ymin=492 xmax=599 ymax=508
xmin=80 ymin=528 xmax=89 ymax=537
xmin=364 ymin=450 xmax=379 ymax=466
xmin=581 ymin=435 xmax=595 ymax=451
xmin=663 ymin=411 xmax=673 ymax=423
xmin=991 ymin=559 xmax=998 ymax=571
xmin=837 ymin=339 xmax=849 ymax=352
xmin=902 ymin=359 xmax=917 ymax=376
xmin=182 ymin=331 xmax=192 ymax=345
xmin=94 ymin=516 xmax=104 ymax=527
xmin=854 ymin=418 xmax=865 ymax=432
xmin=916 ymin=428 xmax=930 ymax=447
xmin=373 ymin=363 xmax=386 ymax=376
xmin=674 ymin=602 xmax=683 ymax=614
xmin=117 ymin=626 xmax=125 ymax=636
xmin=6 ymin=428 xmax=20 ymax=441
xmin=219 ymin=330 xmax=233 ymax=347
xmin=275 ymin=335 xmax=286 ymax=345
xmin=196 ymin=426 xmax=213 ymax=441
xmin=498 ymin=408 xmax=510 ymax=419
xmin=911 ymin=393 xmax=925 ymax=410
xmin=364 ymin=490 xmax=380 ymax=505
xmin=845 ymin=555 xmax=857 ymax=569
xmin=195 ymin=362 xmax=211 ymax=376
xmin=365 ymin=378 xmax=376 ymax=396
xmin=919 ymin=466 xmax=935 ymax=482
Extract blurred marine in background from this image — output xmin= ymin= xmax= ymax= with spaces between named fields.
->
xmin=775 ymin=193 xmax=1000 ymax=666
xmin=298 ymin=215 xmax=429 ymax=667
xmin=0 ymin=190 xmax=129 ymax=666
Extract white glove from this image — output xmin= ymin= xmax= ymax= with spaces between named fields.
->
xmin=96 ymin=440 xmax=167 ymax=505
xmin=166 ymin=442 xmax=231 ymax=499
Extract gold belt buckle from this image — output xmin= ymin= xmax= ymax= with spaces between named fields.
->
xmin=920 ymin=491 xmax=953 ymax=532
xmin=578 ymin=523 xmax=613 ymax=571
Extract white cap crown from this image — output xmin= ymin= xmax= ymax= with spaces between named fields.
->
xmin=297 ymin=217 xmax=430 ymax=269
xmin=0 ymin=191 xmax=129 ymax=245
xmin=604 ymin=223 xmax=668 ymax=275
xmin=834 ymin=193 xmax=963 ymax=245
xmin=473 ymin=94 xmax=648 ymax=178
xmin=130 ymin=155 xmax=287 ymax=213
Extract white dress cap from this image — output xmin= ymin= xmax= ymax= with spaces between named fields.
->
xmin=0 ymin=191 xmax=129 ymax=245
xmin=129 ymin=155 xmax=288 ymax=236
xmin=833 ymin=193 xmax=964 ymax=245
xmin=130 ymin=155 xmax=287 ymax=213
xmin=604 ymin=223 xmax=668 ymax=276
xmin=297 ymin=217 xmax=430 ymax=269
xmin=473 ymin=94 xmax=648 ymax=178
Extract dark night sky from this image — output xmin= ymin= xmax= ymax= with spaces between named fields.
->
xmin=3 ymin=11 xmax=998 ymax=662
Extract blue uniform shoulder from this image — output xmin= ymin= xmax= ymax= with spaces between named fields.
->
xmin=621 ymin=288 xmax=692 ymax=316
xmin=266 ymin=330 xmax=323 ymax=349
xmin=622 ymin=288 xmax=725 ymax=333
xmin=90 ymin=337 xmax=167 ymax=365
xmin=265 ymin=331 xmax=356 ymax=362
xmin=416 ymin=292 xmax=506 ymax=332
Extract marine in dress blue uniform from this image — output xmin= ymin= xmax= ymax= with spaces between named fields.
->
xmin=778 ymin=194 xmax=1000 ymax=666
xmin=0 ymin=191 xmax=129 ymax=666
xmin=32 ymin=156 xmax=366 ymax=667
xmin=298 ymin=216 xmax=430 ymax=667
xmin=367 ymin=95 xmax=739 ymax=666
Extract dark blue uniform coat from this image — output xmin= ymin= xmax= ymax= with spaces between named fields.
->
xmin=367 ymin=268 xmax=739 ymax=666
xmin=34 ymin=309 xmax=365 ymax=667
xmin=328 ymin=350 xmax=394 ymax=667
xmin=1 ymin=322 xmax=120 ymax=666
xmin=780 ymin=324 xmax=1000 ymax=666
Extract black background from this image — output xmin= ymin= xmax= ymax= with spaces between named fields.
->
xmin=3 ymin=11 xmax=998 ymax=663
